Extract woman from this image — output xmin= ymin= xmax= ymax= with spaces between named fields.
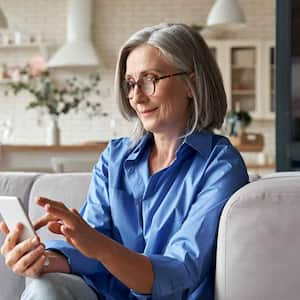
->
xmin=0 ymin=23 xmax=248 ymax=300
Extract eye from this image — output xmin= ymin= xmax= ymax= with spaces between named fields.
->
xmin=126 ymin=80 xmax=135 ymax=87
xmin=143 ymin=74 xmax=158 ymax=82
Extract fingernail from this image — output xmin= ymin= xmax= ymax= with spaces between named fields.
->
xmin=16 ymin=224 xmax=23 ymax=232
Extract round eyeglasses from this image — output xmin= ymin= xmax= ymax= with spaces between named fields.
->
xmin=122 ymin=72 xmax=187 ymax=99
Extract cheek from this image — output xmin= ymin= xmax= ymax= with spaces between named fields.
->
xmin=128 ymin=99 xmax=137 ymax=111
xmin=157 ymin=99 xmax=173 ymax=117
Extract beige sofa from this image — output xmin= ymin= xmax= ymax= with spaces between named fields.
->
xmin=0 ymin=171 xmax=299 ymax=300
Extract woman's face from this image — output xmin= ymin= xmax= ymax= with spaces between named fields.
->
xmin=125 ymin=44 xmax=191 ymax=136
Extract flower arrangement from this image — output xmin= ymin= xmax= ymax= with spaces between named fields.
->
xmin=5 ymin=55 xmax=108 ymax=119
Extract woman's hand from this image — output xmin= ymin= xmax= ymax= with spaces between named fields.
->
xmin=34 ymin=197 xmax=102 ymax=260
xmin=0 ymin=222 xmax=47 ymax=278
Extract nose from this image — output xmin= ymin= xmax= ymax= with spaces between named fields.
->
xmin=130 ymin=83 xmax=147 ymax=103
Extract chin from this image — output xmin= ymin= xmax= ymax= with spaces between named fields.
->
xmin=141 ymin=120 xmax=158 ymax=132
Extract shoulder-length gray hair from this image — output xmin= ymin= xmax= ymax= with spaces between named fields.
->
xmin=114 ymin=23 xmax=227 ymax=140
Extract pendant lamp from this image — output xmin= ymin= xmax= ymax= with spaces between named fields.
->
xmin=206 ymin=0 xmax=246 ymax=31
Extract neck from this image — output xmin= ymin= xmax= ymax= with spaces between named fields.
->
xmin=149 ymin=133 xmax=183 ymax=175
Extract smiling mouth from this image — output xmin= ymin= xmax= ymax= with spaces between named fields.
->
xmin=140 ymin=108 xmax=158 ymax=115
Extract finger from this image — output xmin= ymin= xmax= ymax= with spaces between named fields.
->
xmin=5 ymin=235 xmax=40 ymax=267
xmin=24 ymin=253 xmax=47 ymax=278
xmin=33 ymin=213 xmax=60 ymax=231
xmin=0 ymin=222 xmax=9 ymax=235
xmin=48 ymin=221 xmax=64 ymax=235
xmin=59 ymin=226 xmax=77 ymax=247
xmin=36 ymin=197 xmax=65 ymax=209
xmin=61 ymin=225 xmax=75 ymax=237
xmin=12 ymin=243 xmax=45 ymax=275
xmin=44 ymin=205 xmax=76 ymax=228
xmin=1 ymin=224 xmax=24 ymax=255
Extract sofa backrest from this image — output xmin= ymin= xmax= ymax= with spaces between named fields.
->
xmin=215 ymin=172 xmax=300 ymax=300
xmin=28 ymin=173 xmax=91 ymax=242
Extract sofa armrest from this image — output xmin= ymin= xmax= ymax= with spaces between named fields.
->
xmin=215 ymin=173 xmax=300 ymax=300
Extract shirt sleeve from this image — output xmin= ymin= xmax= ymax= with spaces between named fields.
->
xmin=146 ymin=146 xmax=249 ymax=299
xmin=45 ymin=142 xmax=113 ymax=276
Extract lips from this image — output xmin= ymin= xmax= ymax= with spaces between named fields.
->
xmin=140 ymin=107 xmax=158 ymax=114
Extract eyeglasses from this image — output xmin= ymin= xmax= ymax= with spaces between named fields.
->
xmin=122 ymin=72 xmax=187 ymax=99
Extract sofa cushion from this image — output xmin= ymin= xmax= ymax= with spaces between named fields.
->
xmin=0 ymin=172 xmax=40 ymax=300
xmin=215 ymin=174 xmax=300 ymax=300
xmin=28 ymin=173 xmax=91 ymax=242
xmin=0 ymin=172 xmax=40 ymax=211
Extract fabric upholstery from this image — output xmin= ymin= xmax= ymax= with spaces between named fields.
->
xmin=1 ymin=171 xmax=300 ymax=300
xmin=28 ymin=173 xmax=91 ymax=242
xmin=215 ymin=173 xmax=300 ymax=300
xmin=0 ymin=172 xmax=40 ymax=300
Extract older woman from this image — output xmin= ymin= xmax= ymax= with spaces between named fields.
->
xmin=0 ymin=23 xmax=248 ymax=300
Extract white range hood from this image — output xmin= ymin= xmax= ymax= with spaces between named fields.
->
xmin=48 ymin=0 xmax=99 ymax=68
xmin=0 ymin=5 xmax=8 ymax=29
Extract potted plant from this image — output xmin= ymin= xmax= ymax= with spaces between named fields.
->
xmin=224 ymin=109 xmax=252 ymax=137
xmin=5 ymin=55 xmax=108 ymax=145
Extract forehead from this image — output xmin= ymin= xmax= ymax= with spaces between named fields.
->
xmin=125 ymin=44 xmax=175 ymax=75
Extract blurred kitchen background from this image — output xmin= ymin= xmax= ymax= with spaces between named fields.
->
xmin=0 ymin=0 xmax=280 ymax=174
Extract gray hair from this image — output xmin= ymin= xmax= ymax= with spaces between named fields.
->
xmin=114 ymin=23 xmax=227 ymax=140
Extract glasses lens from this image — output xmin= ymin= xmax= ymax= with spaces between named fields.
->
xmin=122 ymin=80 xmax=133 ymax=98
xmin=141 ymin=77 xmax=155 ymax=96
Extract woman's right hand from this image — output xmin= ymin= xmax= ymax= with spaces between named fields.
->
xmin=0 ymin=221 xmax=47 ymax=278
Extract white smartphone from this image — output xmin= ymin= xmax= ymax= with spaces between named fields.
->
xmin=0 ymin=196 xmax=36 ymax=242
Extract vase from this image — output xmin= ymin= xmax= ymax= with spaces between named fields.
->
xmin=47 ymin=117 xmax=60 ymax=145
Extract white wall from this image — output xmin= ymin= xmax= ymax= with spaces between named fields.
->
xmin=0 ymin=0 xmax=275 ymax=152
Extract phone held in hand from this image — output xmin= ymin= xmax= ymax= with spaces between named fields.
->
xmin=0 ymin=196 xmax=36 ymax=242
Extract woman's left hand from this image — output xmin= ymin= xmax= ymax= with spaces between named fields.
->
xmin=34 ymin=197 xmax=101 ymax=260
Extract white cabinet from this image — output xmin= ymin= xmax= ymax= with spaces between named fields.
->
xmin=207 ymin=39 xmax=275 ymax=120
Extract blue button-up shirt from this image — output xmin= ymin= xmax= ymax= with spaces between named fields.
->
xmin=46 ymin=131 xmax=248 ymax=300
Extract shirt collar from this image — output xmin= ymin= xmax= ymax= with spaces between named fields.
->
xmin=126 ymin=133 xmax=153 ymax=161
xmin=182 ymin=130 xmax=213 ymax=159
xmin=126 ymin=130 xmax=213 ymax=161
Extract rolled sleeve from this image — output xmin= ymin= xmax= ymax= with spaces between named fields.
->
xmin=45 ymin=240 xmax=104 ymax=275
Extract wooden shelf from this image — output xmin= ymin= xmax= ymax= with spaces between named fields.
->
xmin=0 ymin=79 xmax=12 ymax=84
xmin=232 ymin=89 xmax=255 ymax=95
xmin=0 ymin=143 xmax=108 ymax=153
xmin=234 ymin=144 xmax=264 ymax=152
xmin=229 ymin=133 xmax=264 ymax=152
xmin=231 ymin=65 xmax=256 ymax=69
xmin=247 ymin=163 xmax=275 ymax=169
xmin=0 ymin=43 xmax=42 ymax=49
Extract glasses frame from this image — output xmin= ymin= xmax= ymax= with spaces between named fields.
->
xmin=123 ymin=72 xmax=187 ymax=99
